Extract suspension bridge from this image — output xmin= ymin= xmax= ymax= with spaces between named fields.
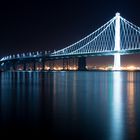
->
xmin=0 ymin=13 xmax=140 ymax=71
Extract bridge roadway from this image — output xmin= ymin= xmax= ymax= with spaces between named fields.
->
xmin=1 ymin=49 xmax=140 ymax=71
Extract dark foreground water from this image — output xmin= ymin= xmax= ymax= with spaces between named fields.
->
xmin=0 ymin=71 xmax=140 ymax=139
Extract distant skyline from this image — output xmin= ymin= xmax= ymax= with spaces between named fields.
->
xmin=0 ymin=0 xmax=139 ymax=65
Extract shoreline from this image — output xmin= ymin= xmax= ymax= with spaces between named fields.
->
xmin=1 ymin=69 xmax=140 ymax=72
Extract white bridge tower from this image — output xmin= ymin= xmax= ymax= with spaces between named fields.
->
xmin=114 ymin=12 xmax=121 ymax=70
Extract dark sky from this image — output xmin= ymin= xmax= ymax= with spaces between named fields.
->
xmin=0 ymin=0 xmax=139 ymax=65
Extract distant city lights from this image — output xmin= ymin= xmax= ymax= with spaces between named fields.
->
xmin=95 ymin=65 xmax=140 ymax=71
xmin=14 ymin=65 xmax=140 ymax=71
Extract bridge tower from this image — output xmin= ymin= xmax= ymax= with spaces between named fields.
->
xmin=114 ymin=12 xmax=121 ymax=70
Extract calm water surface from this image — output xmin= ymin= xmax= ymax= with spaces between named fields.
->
xmin=0 ymin=71 xmax=140 ymax=139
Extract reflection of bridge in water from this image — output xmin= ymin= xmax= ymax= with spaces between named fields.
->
xmin=0 ymin=13 xmax=140 ymax=71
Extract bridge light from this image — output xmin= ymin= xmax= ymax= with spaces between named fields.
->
xmin=29 ymin=52 xmax=32 ymax=56
xmin=17 ymin=54 xmax=19 ymax=57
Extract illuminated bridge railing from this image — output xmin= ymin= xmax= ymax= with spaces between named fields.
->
xmin=0 ymin=51 xmax=50 ymax=62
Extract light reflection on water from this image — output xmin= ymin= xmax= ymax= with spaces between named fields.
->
xmin=111 ymin=72 xmax=123 ymax=140
xmin=127 ymin=72 xmax=136 ymax=140
xmin=0 ymin=71 xmax=140 ymax=139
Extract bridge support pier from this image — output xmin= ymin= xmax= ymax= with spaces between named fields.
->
xmin=49 ymin=60 xmax=54 ymax=70
xmin=78 ymin=57 xmax=87 ymax=71
xmin=33 ymin=61 xmax=36 ymax=71
xmin=3 ymin=62 xmax=8 ymax=71
xmin=12 ymin=61 xmax=17 ymax=71
xmin=42 ymin=60 xmax=45 ymax=71
xmin=23 ymin=62 xmax=26 ymax=71
xmin=63 ymin=59 xmax=68 ymax=70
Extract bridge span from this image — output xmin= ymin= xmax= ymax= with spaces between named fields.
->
xmin=0 ymin=13 xmax=140 ymax=71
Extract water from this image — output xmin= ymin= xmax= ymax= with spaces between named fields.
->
xmin=0 ymin=71 xmax=140 ymax=139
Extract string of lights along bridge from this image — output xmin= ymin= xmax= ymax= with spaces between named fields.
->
xmin=0 ymin=13 xmax=140 ymax=71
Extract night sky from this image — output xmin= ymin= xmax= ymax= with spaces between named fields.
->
xmin=0 ymin=0 xmax=139 ymax=65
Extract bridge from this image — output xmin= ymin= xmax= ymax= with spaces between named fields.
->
xmin=0 ymin=13 xmax=140 ymax=71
